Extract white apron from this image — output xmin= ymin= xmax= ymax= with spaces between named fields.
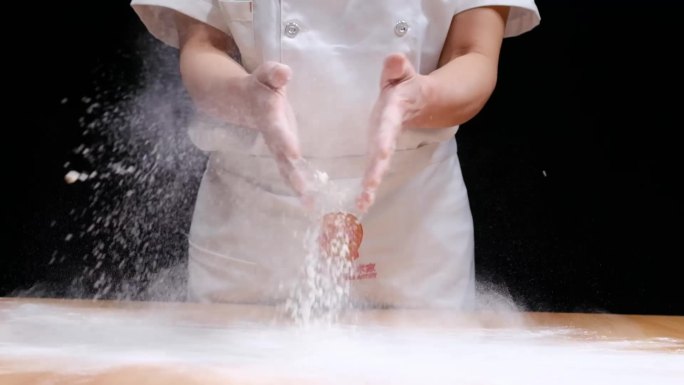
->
xmin=131 ymin=0 xmax=541 ymax=308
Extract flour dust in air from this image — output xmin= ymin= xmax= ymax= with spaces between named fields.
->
xmin=15 ymin=36 xmax=204 ymax=301
xmin=284 ymin=167 xmax=363 ymax=326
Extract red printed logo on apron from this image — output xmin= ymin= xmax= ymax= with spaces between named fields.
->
xmin=319 ymin=212 xmax=376 ymax=280
xmin=349 ymin=263 xmax=377 ymax=280
xmin=319 ymin=212 xmax=363 ymax=261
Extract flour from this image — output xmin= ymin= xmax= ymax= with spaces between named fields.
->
xmin=284 ymin=230 xmax=353 ymax=326
xmin=63 ymin=170 xmax=81 ymax=184
xmin=1 ymin=303 xmax=682 ymax=384
xmin=283 ymin=166 xmax=358 ymax=326
xmin=17 ymin=37 xmax=204 ymax=301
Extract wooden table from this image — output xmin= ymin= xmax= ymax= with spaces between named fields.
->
xmin=1 ymin=297 xmax=682 ymax=384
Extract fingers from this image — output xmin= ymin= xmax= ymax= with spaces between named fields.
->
xmin=254 ymin=62 xmax=292 ymax=89
xmin=380 ymin=53 xmax=416 ymax=86
xmin=358 ymin=53 xmax=417 ymax=212
xmin=357 ymin=146 xmax=391 ymax=213
xmin=252 ymin=63 xmax=310 ymax=202
xmin=357 ymin=103 xmax=402 ymax=213
xmin=273 ymin=117 xmax=301 ymax=159
xmin=268 ymin=120 xmax=307 ymax=187
xmin=267 ymin=120 xmax=314 ymax=203
xmin=275 ymin=153 xmax=310 ymax=199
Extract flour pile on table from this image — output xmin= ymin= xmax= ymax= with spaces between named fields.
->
xmin=1 ymin=303 xmax=682 ymax=385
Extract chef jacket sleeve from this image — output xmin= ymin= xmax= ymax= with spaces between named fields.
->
xmin=131 ymin=0 xmax=231 ymax=48
xmin=454 ymin=0 xmax=541 ymax=37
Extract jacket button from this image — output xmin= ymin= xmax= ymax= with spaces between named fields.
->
xmin=284 ymin=21 xmax=300 ymax=38
xmin=394 ymin=20 xmax=409 ymax=37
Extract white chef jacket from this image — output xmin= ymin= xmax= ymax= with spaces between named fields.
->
xmin=131 ymin=0 xmax=540 ymax=308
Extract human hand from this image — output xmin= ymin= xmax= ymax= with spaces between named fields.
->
xmin=175 ymin=16 xmax=310 ymax=201
xmin=357 ymin=53 xmax=429 ymax=212
xmin=238 ymin=62 xmax=310 ymax=200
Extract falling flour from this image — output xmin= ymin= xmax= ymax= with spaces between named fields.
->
xmin=283 ymin=167 xmax=359 ymax=326
xmin=284 ymin=229 xmax=353 ymax=326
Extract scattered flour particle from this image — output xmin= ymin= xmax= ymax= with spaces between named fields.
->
xmin=86 ymin=103 xmax=101 ymax=114
xmin=64 ymin=171 xmax=80 ymax=184
xmin=314 ymin=170 xmax=329 ymax=184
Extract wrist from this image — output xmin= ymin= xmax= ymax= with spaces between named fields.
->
xmin=190 ymin=71 xmax=254 ymax=126
xmin=403 ymin=74 xmax=439 ymax=130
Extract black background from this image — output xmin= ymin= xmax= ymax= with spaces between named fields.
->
xmin=3 ymin=1 xmax=682 ymax=314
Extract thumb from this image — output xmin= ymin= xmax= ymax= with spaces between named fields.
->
xmin=380 ymin=53 xmax=415 ymax=86
xmin=255 ymin=62 xmax=292 ymax=89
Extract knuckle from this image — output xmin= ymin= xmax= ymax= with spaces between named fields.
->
xmin=376 ymin=144 xmax=393 ymax=160
xmin=366 ymin=176 xmax=381 ymax=189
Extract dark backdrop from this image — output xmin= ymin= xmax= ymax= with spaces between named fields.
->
xmin=3 ymin=1 xmax=682 ymax=314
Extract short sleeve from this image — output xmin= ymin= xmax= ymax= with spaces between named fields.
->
xmin=131 ymin=0 xmax=230 ymax=48
xmin=454 ymin=0 xmax=541 ymax=37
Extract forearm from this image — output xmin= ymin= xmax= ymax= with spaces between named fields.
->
xmin=410 ymin=53 xmax=498 ymax=129
xmin=406 ymin=6 xmax=508 ymax=130
xmin=179 ymin=43 xmax=248 ymax=111
xmin=175 ymin=12 xmax=250 ymax=123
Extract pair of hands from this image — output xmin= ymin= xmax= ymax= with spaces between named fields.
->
xmin=236 ymin=53 xmax=426 ymax=213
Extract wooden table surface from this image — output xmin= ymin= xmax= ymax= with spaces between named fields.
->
xmin=1 ymin=297 xmax=682 ymax=384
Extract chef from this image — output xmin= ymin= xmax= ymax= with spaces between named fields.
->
xmin=130 ymin=0 xmax=540 ymax=308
